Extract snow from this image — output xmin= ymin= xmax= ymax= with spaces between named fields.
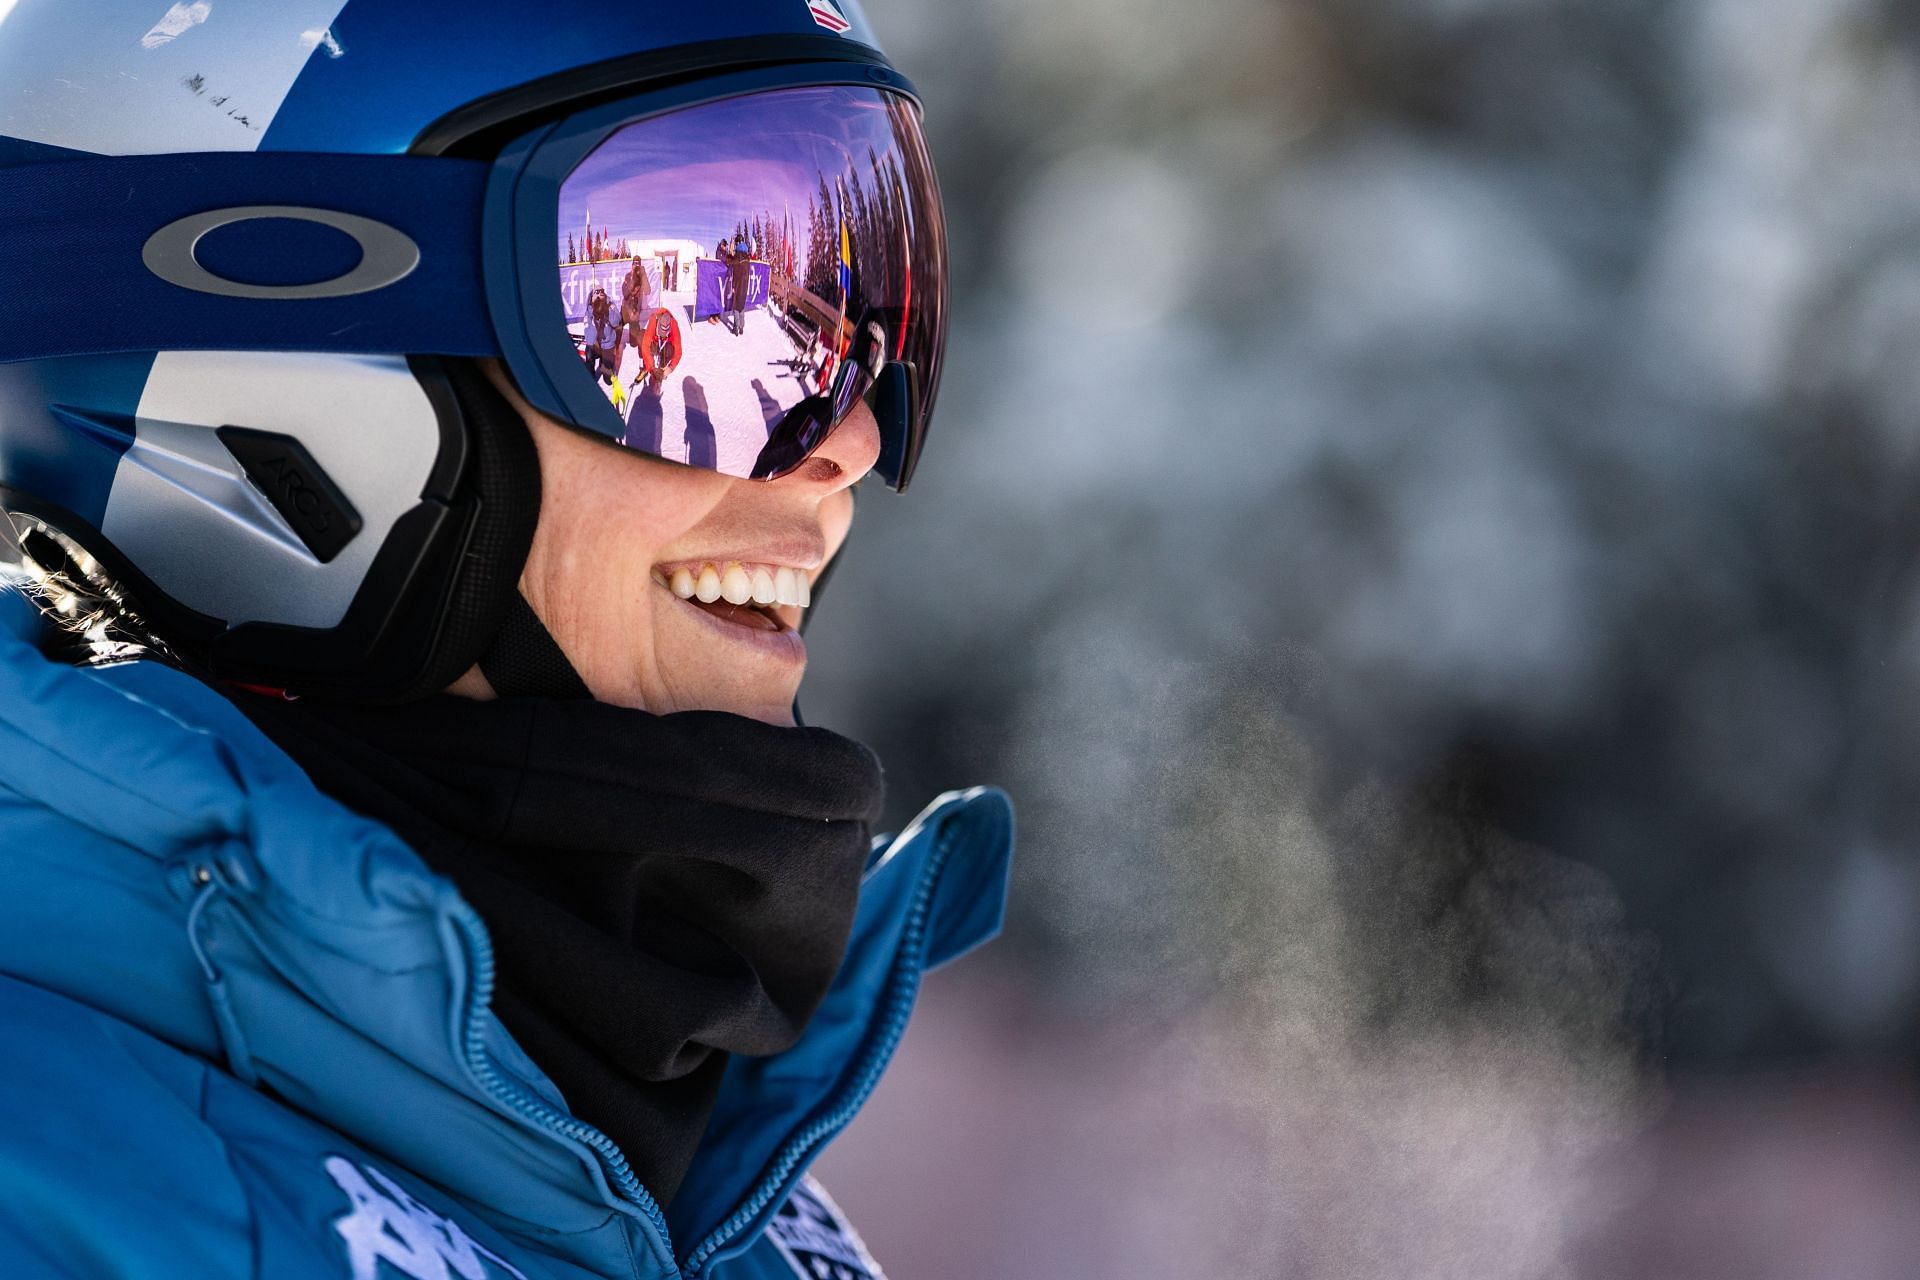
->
xmin=585 ymin=286 xmax=822 ymax=475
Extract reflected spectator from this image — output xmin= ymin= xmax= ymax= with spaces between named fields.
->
xmin=620 ymin=258 xmax=650 ymax=367
xmin=727 ymin=234 xmax=753 ymax=336
xmin=634 ymin=307 xmax=683 ymax=392
xmin=581 ymin=287 xmax=622 ymax=384
xmin=709 ymin=239 xmax=731 ymax=326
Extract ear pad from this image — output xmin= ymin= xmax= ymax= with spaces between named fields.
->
xmin=380 ymin=359 xmax=543 ymax=702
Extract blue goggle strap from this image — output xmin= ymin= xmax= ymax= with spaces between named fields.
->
xmin=0 ymin=151 xmax=499 ymax=364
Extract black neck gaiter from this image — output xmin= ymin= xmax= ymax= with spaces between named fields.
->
xmin=229 ymin=691 xmax=884 ymax=1207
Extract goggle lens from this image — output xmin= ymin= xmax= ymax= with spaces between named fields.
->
xmin=555 ymin=84 xmax=946 ymax=488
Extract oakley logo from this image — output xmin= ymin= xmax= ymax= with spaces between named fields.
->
xmin=142 ymin=205 xmax=420 ymax=300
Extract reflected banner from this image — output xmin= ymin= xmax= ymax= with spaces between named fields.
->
xmin=693 ymin=259 xmax=772 ymax=321
xmin=559 ymin=260 xmax=663 ymax=324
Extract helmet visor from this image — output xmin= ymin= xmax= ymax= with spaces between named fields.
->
xmin=554 ymin=84 xmax=947 ymax=489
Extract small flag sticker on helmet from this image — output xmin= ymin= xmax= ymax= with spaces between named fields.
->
xmin=807 ymin=0 xmax=852 ymax=33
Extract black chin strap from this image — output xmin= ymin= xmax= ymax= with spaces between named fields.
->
xmin=478 ymin=592 xmax=591 ymax=700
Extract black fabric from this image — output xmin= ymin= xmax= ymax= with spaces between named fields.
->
xmin=227 ymin=690 xmax=884 ymax=1206
xmin=391 ymin=358 xmax=545 ymax=702
xmin=478 ymin=593 xmax=592 ymax=700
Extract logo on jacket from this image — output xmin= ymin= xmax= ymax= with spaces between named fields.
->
xmin=767 ymin=1177 xmax=888 ymax=1280
xmin=325 ymin=1156 xmax=528 ymax=1280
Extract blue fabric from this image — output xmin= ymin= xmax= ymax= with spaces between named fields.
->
xmin=0 ymin=152 xmax=496 ymax=365
xmin=0 ymin=591 xmax=37 ymax=641
xmin=0 ymin=136 xmax=92 ymax=170
xmin=193 ymin=216 xmax=367 ymax=289
xmin=0 ymin=625 xmax=1010 ymax=1278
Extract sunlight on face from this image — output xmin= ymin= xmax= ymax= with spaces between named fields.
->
xmin=466 ymin=362 xmax=873 ymax=724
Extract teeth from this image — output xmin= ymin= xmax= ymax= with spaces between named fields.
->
xmin=720 ymin=562 xmax=752 ymax=605
xmin=662 ymin=561 xmax=813 ymax=610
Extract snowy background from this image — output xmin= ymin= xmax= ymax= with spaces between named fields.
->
xmin=804 ymin=0 xmax=1920 ymax=1275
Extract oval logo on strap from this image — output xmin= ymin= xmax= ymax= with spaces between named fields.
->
xmin=142 ymin=206 xmax=420 ymax=300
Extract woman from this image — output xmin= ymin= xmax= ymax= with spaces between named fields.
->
xmin=0 ymin=7 xmax=1010 ymax=1279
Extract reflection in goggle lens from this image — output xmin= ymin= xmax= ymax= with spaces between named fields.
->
xmin=555 ymin=84 xmax=947 ymax=485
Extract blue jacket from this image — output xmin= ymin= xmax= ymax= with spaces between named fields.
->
xmin=0 ymin=625 xmax=1013 ymax=1280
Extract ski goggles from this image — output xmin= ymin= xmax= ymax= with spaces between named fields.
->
xmin=0 ymin=65 xmax=948 ymax=490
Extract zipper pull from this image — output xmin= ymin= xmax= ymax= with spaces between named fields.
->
xmin=185 ymin=861 xmax=260 ymax=1087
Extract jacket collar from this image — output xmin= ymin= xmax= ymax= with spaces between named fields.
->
xmin=0 ymin=629 xmax=1012 ymax=1276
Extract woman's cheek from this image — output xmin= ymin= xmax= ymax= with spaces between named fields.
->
xmin=819 ymin=490 xmax=857 ymax=563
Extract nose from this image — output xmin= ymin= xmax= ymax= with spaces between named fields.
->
xmin=779 ymin=400 xmax=881 ymax=494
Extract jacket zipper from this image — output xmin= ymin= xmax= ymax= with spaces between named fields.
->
xmin=443 ymin=896 xmax=679 ymax=1268
xmin=680 ymin=818 xmax=959 ymax=1276
xmin=442 ymin=805 xmax=963 ymax=1279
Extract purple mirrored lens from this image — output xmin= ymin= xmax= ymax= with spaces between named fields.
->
xmin=556 ymin=84 xmax=947 ymax=481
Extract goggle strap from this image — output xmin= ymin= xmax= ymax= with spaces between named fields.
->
xmin=0 ymin=152 xmax=498 ymax=365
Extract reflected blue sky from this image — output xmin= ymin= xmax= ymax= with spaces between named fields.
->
xmin=557 ymin=86 xmax=901 ymax=258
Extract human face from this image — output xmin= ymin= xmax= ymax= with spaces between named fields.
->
xmin=461 ymin=361 xmax=876 ymax=725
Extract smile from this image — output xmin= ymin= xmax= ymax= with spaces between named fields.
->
xmin=652 ymin=560 xmax=809 ymax=635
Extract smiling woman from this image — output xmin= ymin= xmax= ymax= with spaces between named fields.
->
xmin=0 ymin=4 xmax=1012 ymax=1278
xmin=456 ymin=360 xmax=875 ymax=724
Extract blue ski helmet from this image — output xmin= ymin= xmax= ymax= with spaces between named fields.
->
xmin=0 ymin=0 xmax=947 ymax=700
